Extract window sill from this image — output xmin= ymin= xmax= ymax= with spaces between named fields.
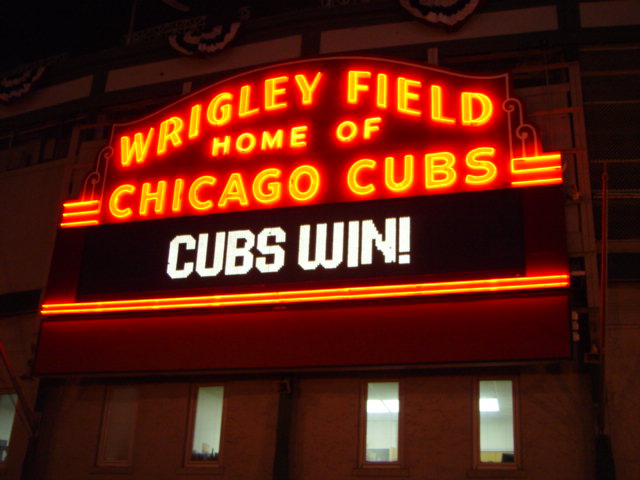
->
xmin=90 ymin=465 xmax=133 ymax=475
xmin=177 ymin=465 xmax=225 ymax=476
xmin=466 ymin=468 xmax=526 ymax=478
xmin=353 ymin=467 xmax=409 ymax=477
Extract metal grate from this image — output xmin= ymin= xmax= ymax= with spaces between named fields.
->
xmin=608 ymin=253 xmax=640 ymax=281
xmin=593 ymin=198 xmax=640 ymax=240
xmin=584 ymin=103 xmax=640 ymax=160
xmin=591 ymin=161 xmax=640 ymax=191
xmin=580 ymin=47 xmax=640 ymax=73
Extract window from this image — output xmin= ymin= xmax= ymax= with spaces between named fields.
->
xmin=0 ymin=394 xmax=17 ymax=463
xmin=475 ymin=379 xmax=519 ymax=467
xmin=97 ymin=386 xmax=138 ymax=466
xmin=187 ymin=385 xmax=224 ymax=464
xmin=363 ymin=381 xmax=400 ymax=464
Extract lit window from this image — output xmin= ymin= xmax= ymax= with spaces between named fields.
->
xmin=187 ymin=385 xmax=224 ymax=464
xmin=476 ymin=379 xmax=518 ymax=466
xmin=97 ymin=386 xmax=138 ymax=466
xmin=364 ymin=381 xmax=400 ymax=463
xmin=0 ymin=394 xmax=17 ymax=463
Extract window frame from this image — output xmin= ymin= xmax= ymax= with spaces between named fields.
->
xmin=472 ymin=376 xmax=521 ymax=470
xmin=96 ymin=385 xmax=139 ymax=467
xmin=0 ymin=391 xmax=18 ymax=467
xmin=184 ymin=383 xmax=226 ymax=468
xmin=358 ymin=379 xmax=404 ymax=469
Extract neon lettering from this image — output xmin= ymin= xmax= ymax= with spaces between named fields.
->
xmin=253 ymin=168 xmax=282 ymax=204
xmin=295 ymin=72 xmax=323 ymax=105
xmin=431 ymin=85 xmax=455 ymax=124
xmin=465 ymin=147 xmax=497 ymax=185
xmin=377 ymin=73 xmax=388 ymax=109
xmin=157 ymin=117 xmax=183 ymax=155
xmin=384 ymin=155 xmax=414 ymax=192
xmin=218 ymin=173 xmax=249 ymax=208
xmin=289 ymin=165 xmax=320 ymax=202
xmin=236 ymin=133 xmax=257 ymax=154
xmin=290 ymin=125 xmax=308 ymax=148
xmin=207 ymin=92 xmax=233 ymax=126
xmin=363 ymin=117 xmax=382 ymax=140
xmin=120 ymin=128 xmax=154 ymax=167
xmin=172 ymin=178 xmax=185 ymax=212
xmin=109 ymin=184 xmax=135 ymax=219
xmin=212 ymin=136 xmax=231 ymax=157
xmin=261 ymin=129 xmax=284 ymax=150
xmin=239 ymin=84 xmax=260 ymax=117
xmin=347 ymin=159 xmax=376 ymax=195
xmin=397 ymin=77 xmax=422 ymax=116
xmin=140 ymin=181 xmax=167 ymax=216
xmin=461 ymin=92 xmax=493 ymax=126
xmin=425 ymin=152 xmax=456 ymax=188
xmin=348 ymin=71 xmax=371 ymax=104
xmin=336 ymin=120 xmax=358 ymax=142
xmin=189 ymin=176 xmax=216 ymax=211
xmin=265 ymin=76 xmax=289 ymax=111
xmin=189 ymin=104 xmax=201 ymax=139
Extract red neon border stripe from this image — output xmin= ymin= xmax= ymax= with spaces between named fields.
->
xmin=41 ymin=274 xmax=569 ymax=316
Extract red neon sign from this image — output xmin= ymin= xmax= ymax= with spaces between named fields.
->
xmin=43 ymin=57 xmax=568 ymax=318
xmin=60 ymin=57 xmax=561 ymax=228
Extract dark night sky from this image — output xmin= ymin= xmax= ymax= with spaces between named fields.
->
xmin=0 ymin=1 xmax=303 ymax=73
xmin=1 ymin=1 xmax=132 ymax=70
xmin=0 ymin=0 xmax=239 ymax=72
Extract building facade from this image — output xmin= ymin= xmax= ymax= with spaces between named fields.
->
xmin=0 ymin=1 xmax=639 ymax=479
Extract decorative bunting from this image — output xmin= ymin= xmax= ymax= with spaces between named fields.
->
xmin=169 ymin=21 xmax=241 ymax=56
xmin=168 ymin=5 xmax=250 ymax=56
xmin=398 ymin=0 xmax=480 ymax=27
xmin=0 ymin=66 xmax=46 ymax=104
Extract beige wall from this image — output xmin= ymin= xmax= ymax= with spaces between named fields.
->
xmin=0 ymin=161 xmax=67 ymax=294
xmin=607 ymin=284 xmax=640 ymax=480
xmin=25 ymin=369 xmax=596 ymax=480
xmin=291 ymin=371 xmax=593 ymax=480
xmin=33 ymin=379 xmax=278 ymax=480
xmin=0 ymin=160 xmax=69 ymax=480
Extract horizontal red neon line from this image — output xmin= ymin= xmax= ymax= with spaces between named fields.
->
xmin=512 ymin=166 xmax=562 ymax=175
xmin=61 ymin=200 xmax=101 ymax=227
xmin=511 ymin=153 xmax=562 ymax=167
xmin=511 ymin=154 xmax=562 ymax=181
xmin=63 ymin=200 xmax=100 ymax=211
xmin=60 ymin=220 xmax=100 ymax=228
xmin=511 ymin=178 xmax=562 ymax=187
xmin=41 ymin=274 xmax=569 ymax=316
xmin=62 ymin=209 xmax=100 ymax=218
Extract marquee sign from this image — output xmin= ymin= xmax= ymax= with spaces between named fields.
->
xmin=41 ymin=57 xmax=568 ymax=316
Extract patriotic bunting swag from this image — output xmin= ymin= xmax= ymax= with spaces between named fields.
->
xmin=398 ymin=0 xmax=480 ymax=26
xmin=169 ymin=20 xmax=241 ymax=56
xmin=0 ymin=66 xmax=46 ymax=104
xmin=168 ymin=5 xmax=250 ymax=56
